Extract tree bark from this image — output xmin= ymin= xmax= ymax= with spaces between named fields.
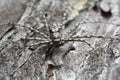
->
xmin=0 ymin=0 xmax=120 ymax=80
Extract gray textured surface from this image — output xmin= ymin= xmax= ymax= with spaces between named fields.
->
xmin=0 ymin=0 xmax=120 ymax=80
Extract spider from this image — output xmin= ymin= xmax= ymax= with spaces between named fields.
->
xmin=6 ymin=1 xmax=118 ymax=56
xmin=13 ymin=9 xmax=120 ymax=62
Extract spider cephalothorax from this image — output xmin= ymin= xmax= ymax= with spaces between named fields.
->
xmin=48 ymin=27 xmax=64 ymax=47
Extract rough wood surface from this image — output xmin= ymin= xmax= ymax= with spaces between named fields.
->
xmin=0 ymin=0 xmax=120 ymax=80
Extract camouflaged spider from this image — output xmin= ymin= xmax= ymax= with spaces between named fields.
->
xmin=13 ymin=9 xmax=119 ymax=51
xmin=6 ymin=8 xmax=118 ymax=61
xmin=19 ymin=12 xmax=94 ymax=50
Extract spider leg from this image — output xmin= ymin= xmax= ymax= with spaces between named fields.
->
xmin=71 ymin=35 xmax=120 ymax=40
xmin=16 ymin=23 xmax=49 ymax=39
xmin=30 ymin=40 xmax=51 ymax=46
xmin=64 ymin=21 xmax=84 ymax=40
xmin=25 ymin=37 xmax=49 ymax=41
xmin=22 ymin=37 xmax=51 ymax=46
xmin=63 ymin=38 xmax=94 ymax=50
xmin=65 ymin=35 xmax=120 ymax=50
xmin=38 ymin=10 xmax=51 ymax=36
xmin=64 ymin=21 xmax=120 ymax=40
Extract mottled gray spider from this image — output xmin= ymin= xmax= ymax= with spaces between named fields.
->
xmin=12 ymin=9 xmax=120 ymax=53
xmin=12 ymin=10 xmax=119 ymax=62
